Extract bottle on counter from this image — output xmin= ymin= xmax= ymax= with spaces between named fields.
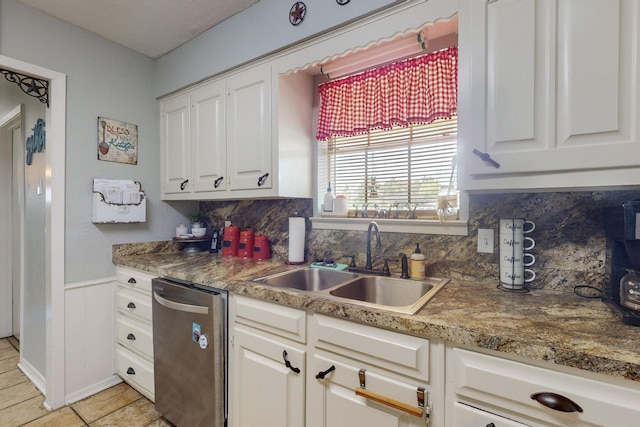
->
xmin=410 ymin=243 xmax=426 ymax=280
xmin=323 ymin=182 xmax=334 ymax=212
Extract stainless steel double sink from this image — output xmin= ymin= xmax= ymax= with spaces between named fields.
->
xmin=248 ymin=267 xmax=449 ymax=315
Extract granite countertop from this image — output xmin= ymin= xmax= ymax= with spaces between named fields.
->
xmin=113 ymin=249 xmax=640 ymax=384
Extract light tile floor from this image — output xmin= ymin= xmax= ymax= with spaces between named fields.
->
xmin=0 ymin=337 xmax=173 ymax=427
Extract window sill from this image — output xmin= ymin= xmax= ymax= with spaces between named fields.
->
xmin=310 ymin=216 xmax=468 ymax=236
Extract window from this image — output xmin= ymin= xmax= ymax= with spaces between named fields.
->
xmin=327 ymin=118 xmax=457 ymax=219
xmin=314 ymin=45 xmax=464 ymax=232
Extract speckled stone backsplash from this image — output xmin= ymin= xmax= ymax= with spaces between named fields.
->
xmin=198 ymin=189 xmax=640 ymax=292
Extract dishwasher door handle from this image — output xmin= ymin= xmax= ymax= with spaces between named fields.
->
xmin=153 ymin=291 xmax=209 ymax=315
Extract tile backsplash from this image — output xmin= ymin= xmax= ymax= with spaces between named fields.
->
xmin=200 ymin=189 xmax=640 ymax=292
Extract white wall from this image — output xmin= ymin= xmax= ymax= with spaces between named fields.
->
xmin=0 ymin=0 xmax=195 ymax=283
xmin=0 ymin=0 xmax=193 ymax=398
xmin=154 ymin=0 xmax=398 ymax=96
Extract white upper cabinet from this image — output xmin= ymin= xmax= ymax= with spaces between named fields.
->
xmin=161 ymin=93 xmax=191 ymax=195
xmin=191 ymin=81 xmax=227 ymax=194
xmin=161 ymin=62 xmax=313 ymax=200
xmin=227 ymin=64 xmax=272 ymax=192
xmin=458 ymin=0 xmax=640 ymax=190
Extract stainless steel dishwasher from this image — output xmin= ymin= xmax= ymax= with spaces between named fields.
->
xmin=152 ymin=277 xmax=227 ymax=427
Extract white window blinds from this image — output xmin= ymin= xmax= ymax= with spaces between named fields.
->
xmin=328 ymin=117 xmax=457 ymax=214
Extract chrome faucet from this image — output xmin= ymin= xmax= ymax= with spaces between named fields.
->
xmin=365 ymin=221 xmax=381 ymax=270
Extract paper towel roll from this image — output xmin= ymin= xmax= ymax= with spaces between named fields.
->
xmin=288 ymin=217 xmax=305 ymax=264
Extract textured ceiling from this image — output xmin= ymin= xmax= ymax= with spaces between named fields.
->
xmin=19 ymin=0 xmax=259 ymax=58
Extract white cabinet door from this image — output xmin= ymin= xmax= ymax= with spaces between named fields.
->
xmin=191 ymin=81 xmax=227 ymax=194
xmin=307 ymin=353 xmax=429 ymax=427
xmin=161 ymin=93 xmax=191 ymax=195
xmin=232 ymin=326 xmax=305 ymax=427
xmin=459 ymin=0 xmax=640 ymax=188
xmin=226 ymin=63 xmax=272 ymax=192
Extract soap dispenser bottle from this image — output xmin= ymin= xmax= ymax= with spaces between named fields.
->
xmin=323 ymin=182 xmax=334 ymax=212
xmin=410 ymin=243 xmax=426 ymax=280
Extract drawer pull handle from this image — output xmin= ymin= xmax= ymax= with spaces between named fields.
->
xmin=530 ymin=392 xmax=583 ymax=413
xmin=282 ymin=350 xmax=300 ymax=374
xmin=355 ymin=369 xmax=425 ymax=418
xmin=315 ymin=365 xmax=335 ymax=380
xmin=180 ymin=179 xmax=189 ymax=191
xmin=257 ymin=172 xmax=269 ymax=187
xmin=355 ymin=387 xmax=424 ymax=418
xmin=126 ymin=333 xmax=136 ymax=340
xmin=127 ymin=277 xmax=136 ymax=284
xmin=214 ymin=176 xmax=224 ymax=188
xmin=127 ymin=302 xmax=136 ymax=309
xmin=126 ymin=367 xmax=135 ymax=375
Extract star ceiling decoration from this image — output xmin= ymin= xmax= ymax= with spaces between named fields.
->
xmin=289 ymin=2 xmax=307 ymax=26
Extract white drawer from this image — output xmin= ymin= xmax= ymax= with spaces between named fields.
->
xmin=116 ymin=288 xmax=152 ymax=324
xmin=311 ymin=352 xmax=431 ymax=416
xmin=232 ymin=295 xmax=306 ymax=343
xmin=453 ymin=402 xmax=529 ymax=427
xmin=115 ymin=347 xmax=154 ymax=402
xmin=451 ymin=347 xmax=640 ymax=426
xmin=116 ymin=267 xmax=154 ymax=295
xmin=115 ymin=316 xmax=153 ymax=361
xmin=312 ymin=314 xmax=430 ymax=381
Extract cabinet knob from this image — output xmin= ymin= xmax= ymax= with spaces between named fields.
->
xmin=530 ymin=392 xmax=583 ymax=413
xmin=127 ymin=277 xmax=136 ymax=284
xmin=282 ymin=350 xmax=300 ymax=374
xmin=180 ymin=179 xmax=189 ymax=191
xmin=126 ymin=333 xmax=136 ymax=340
xmin=486 ymin=424 xmax=496 ymax=427
xmin=257 ymin=172 xmax=269 ymax=187
xmin=214 ymin=176 xmax=224 ymax=188
xmin=127 ymin=302 xmax=136 ymax=309
xmin=126 ymin=367 xmax=135 ymax=375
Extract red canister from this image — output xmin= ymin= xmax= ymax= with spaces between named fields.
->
xmin=237 ymin=228 xmax=255 ymax=259
xmin=253 ymin=234 xmax=271 ymax=260
xmin=221 ymin=224 xmax=240 ymax=257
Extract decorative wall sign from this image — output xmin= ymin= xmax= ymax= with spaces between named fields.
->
xmin=25 ymin=118 xmax=45 ymax=165
xmin=97 ymin=117 xmax=138 ymax=165
xmin=289 ymin=2 xmax=307 ymax=26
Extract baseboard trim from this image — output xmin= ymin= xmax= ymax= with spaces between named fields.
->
xmin=18 ymin=358 xmax=46 ymax=396
xmin=65 ymin=374 xmax=123 ymax=405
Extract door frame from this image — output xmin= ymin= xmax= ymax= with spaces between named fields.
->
xmin=0 ymin=55 xmax=67 ymax=410
xmin=0 ymin=104 xmax=23 ymax=340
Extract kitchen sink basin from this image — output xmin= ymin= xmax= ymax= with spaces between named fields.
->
xmin=329 ymin=276 xmax=449 ymax=314
xmin=250 ymin=267 xmax=358 ymax=291
xmin=249 ymin=267 xmax=449 ymax=315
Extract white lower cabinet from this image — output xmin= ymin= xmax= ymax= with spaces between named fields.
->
xmin=229 ymin=295 xmax=307 ymax=427
xmin=113 ymin=267 xmax=156 ymax=401
xmin=446 ymin=345 xmax=640 ymax=426
xmin=307 ymin=314 xmax=443 ymax=427
xmin=232 ymin=327 xmax=305 ymax=427
xmin=229 ymin=295 xmax=444 ymax=427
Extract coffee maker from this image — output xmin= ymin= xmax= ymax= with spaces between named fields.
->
xmin=604 ymin=200 xmax=640 ymax=325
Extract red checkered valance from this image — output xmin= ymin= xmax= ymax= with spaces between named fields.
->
xmin=316 ymin=46 xmax=458 ymax=141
